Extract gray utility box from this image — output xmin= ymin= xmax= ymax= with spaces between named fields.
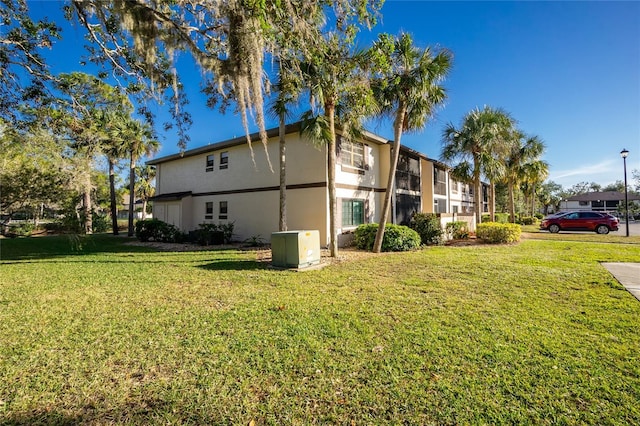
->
xmin=271 ymin=230 xmax=321 ymax=268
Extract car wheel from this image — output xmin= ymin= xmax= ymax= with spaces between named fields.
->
xmin=549 ymin=224 xmax=560 ymax=233
xmin=596 ymin=225 xmax=610 ymax=234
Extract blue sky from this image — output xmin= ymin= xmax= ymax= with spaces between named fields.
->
xmin=30 ymin=0 xmax=640 ymax=188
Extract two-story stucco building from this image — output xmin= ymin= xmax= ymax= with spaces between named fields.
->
xmin=147 ymin=123 xmax=485 ymax=246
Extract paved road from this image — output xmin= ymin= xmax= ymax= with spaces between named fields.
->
xmin=617 ymin=221 xmax=640 ymax=236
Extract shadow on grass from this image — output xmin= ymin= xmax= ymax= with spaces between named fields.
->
xmin=0 ymin=234 xmax=153 ymax=261
xmin=1 ymin=235 xmax=269 ymax=271
xmin=197 ymin=259 xmax=268 ymax=271
xmin=1 ymin=399 xmax=220 ymax=425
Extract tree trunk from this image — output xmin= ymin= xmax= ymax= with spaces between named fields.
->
xmin=326 ymin=105 xmax=338 ymax=257
xmin=489 ymin=181 xmax=496 ymax=222
xmin=278 ymin=115 xmax=287 ymax=232
xmin=141 ymin=199 xmax=148 ymax=220
xmin=109 ymin=158 xmax=119 ymax=235
xmin=473 ymin=156 xmax=482 ymax=225
xmin=531 ymin=184 xmax=536 ymax=217
xmin=83 ymin=175 xmax=92 ymax=235
xmin=373 ymin=106 xmax=406 ymax=253
xmin=508 ymin=181 xmax=516 ymax=223
xmin=128 ymin=153 xmax=136 ymax=237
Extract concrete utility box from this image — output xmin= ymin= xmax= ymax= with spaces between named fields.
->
xmin=271 ymin=230 xmax=321 ymax=268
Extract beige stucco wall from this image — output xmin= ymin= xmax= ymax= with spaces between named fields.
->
xmin=151 ymin=131 xmax=395 ymax=246
xmin=157 ymin=133 xmax=327 ymax=195
xmin=187 ymin=186 xmax=329 ymax=244
xmin=420 ymin=159 xmax=435 ymax=213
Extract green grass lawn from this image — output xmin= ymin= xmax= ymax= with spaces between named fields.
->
xmin=1 ymin=234 xmax=639 ymax=424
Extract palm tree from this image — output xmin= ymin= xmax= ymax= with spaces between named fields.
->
xmin=268 ymin=60 xmax=302 ymax=232
xmin=100 ymin=110 xmax=129 ymax=235
xmin=441 ymin=106 xmax=514 ymax=224
xmin=299 ymin=34 xmax=374 ymax=257
xmin=503 ymin=131 xmax=546 ymax=222
xmin=135 ymin=164 xmax=156 ymax=220
xmin=369 ymin=33 xmax=452 ymax=253
xmin=110 ymin=116 xmax=159 ymax=236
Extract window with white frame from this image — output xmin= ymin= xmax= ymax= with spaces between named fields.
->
xmin=206 ymin=155 xmax=214 ymax=172
xmin=341 ymin=199 xmax=365 ymax=227
xmin=339 ymin=139 xmax=366 ymax=171
xmin=220 ymin=152 xmax=229 ymax=169
xmin=219 ymin=201 xmax=228 ymax=220
xmin=451 ymin=179 xmax=459 ymax=193
xmin=205 ymin=202 xmax=213 ymax=219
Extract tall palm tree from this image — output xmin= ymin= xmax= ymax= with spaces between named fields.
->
xmin=110 ymin=116 xmax=159 ymax=236
xmin=135 ymin=164 xmax=156 ymax=220
xmin=268 ymin=59 xmax=302 ymax=232
xmin=441 ymin=106 xmax=514 ymax=224
xmin=503 ymin=132 xmax=546 ymax=222
xmin=100 ymin=110 xmax=129 ymax=235
xmin=369 ymin=33 xmax=452 ymax=253
xmin=299 ymin=33 xmax=374 ymax=257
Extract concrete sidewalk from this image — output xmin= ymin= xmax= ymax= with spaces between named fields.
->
xmin=602 ymin=263 xmax=640 ymax=301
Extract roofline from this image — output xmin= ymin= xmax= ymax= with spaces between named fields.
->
xmin=147 ymin=121 xmax=392 ymax=166
xmin=566 ymin=191 xmax=640 ymax=201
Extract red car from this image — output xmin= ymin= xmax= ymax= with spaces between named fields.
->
xmin=540 ymin=211 xmax=619 ymax=234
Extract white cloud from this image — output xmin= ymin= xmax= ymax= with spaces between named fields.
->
xmin=548 ymin=159 xmax=621 ymax=187
xmin=551 ymin=160 xmax=616 ymax=180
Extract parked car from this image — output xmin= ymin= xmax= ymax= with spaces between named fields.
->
xmin=540 ymin=211 xmax=619 ymax=234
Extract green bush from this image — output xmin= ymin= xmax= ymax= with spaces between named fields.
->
xmin=193 ymin=222 xmax=235 ymax=244
xmin=7 ymin=222 xmax=35 ymax=237
xmin=92 ymin=213 xmax=110 ymax=233
xmin=354 ymin=223 xmax=421 ymax=252
xmin=482 ymin=213 xmax=510 ymax=223
xmin=534 ymin=213 xmax=544 ymax=220
xmin=135 ymin=219 xmax=182 ymax=242
xmin=476 ymin=222 xmax=521 ymax=244
xmin=409 ymin=213 xmax=442 ymax=246
xmin=520 ymin=216 xmax=539 ymax=225
xmin=445 ymin=221 xmax=470 ymax=240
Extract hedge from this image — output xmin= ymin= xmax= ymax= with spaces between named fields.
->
xmin=476 ymin=222 xmax=521 ymax=244
xmin=445 ymin=221 xmax=470 ymax=240
xmin=135 ymin=219 xmax=184 ymax=242
xmin=409 ymin=213 xmax=443 ymax=246
xmin=354 ymin=223 xmax=421 ymax=252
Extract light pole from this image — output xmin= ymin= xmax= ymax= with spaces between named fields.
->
xmin=620 ymin=148 xmax=629 ymax=237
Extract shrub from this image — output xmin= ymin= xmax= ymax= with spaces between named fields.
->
xmin=7 ymin=222 xmax=35 ymax=237
xmin=218 ymin=222 xmax=235 ymax=243
xmin=193 ymin=222 xmax=234 ymax=245
xmin=482 ymin=213 xmax=511 ymax=224
xmin=409 ymin=213 xmax=442 ymax=246
xmin=135 ymin=219 xmax=182 ymax=242
xmin=534 ymin=213 xmax=544 ymax=220
xmin=476 ymin=222 xmax=521 ymax=244
xmin=445 ymin=221 xmax=470 ymax=240
xmin=92 ymin=213 xmax=110 ymax=233
xmin=354 ymin=223 xmax=421 ymax=252
xmin=520 ymin=216 xmax=538 ymax=225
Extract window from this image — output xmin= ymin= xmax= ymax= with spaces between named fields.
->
xmin=579 ymin=201 xmax=588 ymax=206
xmin=219 ymin=201 xmax=228 ymax=220
xmin=396 ymin=154 xmax=420 ymax=191
xmin=205 ymin=202 xmax=213 ymax=219
xmin=342 ymin=199 xmax=364 ymax=227
xmin=339 ymin=139 xmax=366 ymax=170
xmin=434 ymin=198 xmax=447 ymax=213
xmin=220 ymin=152 xmax=229 ymax=169
xmin=206 ymin=155 xmax=214 ymax=172
xmin=433 ymin=167 xmax=446 ymax=195
xmin=451 ymin=179 xmax=459 ymax=193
